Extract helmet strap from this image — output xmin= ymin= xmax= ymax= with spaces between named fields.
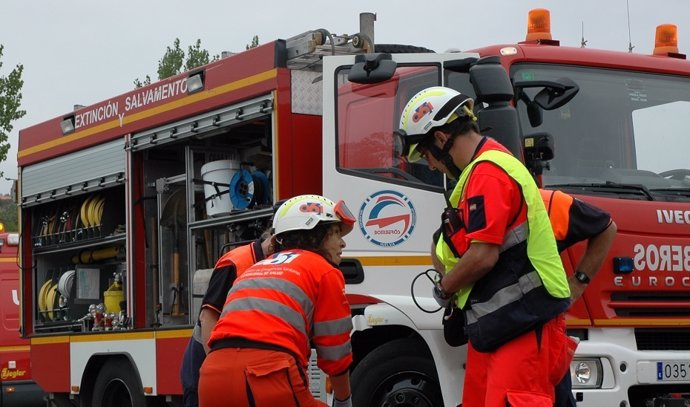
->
xmin=428 ymin=135 xmax=461 ymax=179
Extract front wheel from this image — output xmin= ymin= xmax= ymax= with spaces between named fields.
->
xmin=351 ymin=338 xmax=443 ymax=407
xmin=90 ymin=358 xmax=147 ymax=407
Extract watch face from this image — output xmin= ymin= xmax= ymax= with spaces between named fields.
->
xmin=576 ymin=272 xmax=590 ymax=284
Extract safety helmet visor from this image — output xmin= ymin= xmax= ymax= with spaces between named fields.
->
xmin=393 ymin=129 xmax=430 ymax=162
xmin=334 ymin=200 xmax=355 ymax=236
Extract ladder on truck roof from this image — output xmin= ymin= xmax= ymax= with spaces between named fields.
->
xmin=285 ymin=12 xmax=376 ymax=70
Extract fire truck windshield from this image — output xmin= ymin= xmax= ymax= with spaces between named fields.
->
xmin=335 ymin=62 xmax=690 ymax=201
xmin=513 ymin=64 xmax=690 ymax=202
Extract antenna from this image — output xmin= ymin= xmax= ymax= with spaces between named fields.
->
xmin=581 ymin=21 xmax=588 ymax=48
xmin=627 ymin=0 xmax=635 ymax=53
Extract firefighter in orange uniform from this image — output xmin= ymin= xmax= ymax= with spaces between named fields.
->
xmin=541 ymin=189 xmax=617 ymax=407
xmin=180 ymin=233 xmax=273 ymax=407
xmin=397 ymin=86 xmax=573 ymax=407
xmin=198 ymin=194 xmax=356 ymax=407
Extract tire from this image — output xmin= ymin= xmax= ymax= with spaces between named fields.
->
xmin=91 ymin=358 xmax=147 ymax=407
xmin=374 ymin=44 xmax=435 ymax=54
xmin=351 ymin=338 xmax=443 ymax=407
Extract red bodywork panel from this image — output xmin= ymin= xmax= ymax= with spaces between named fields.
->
xmin=155 ymin=334 xmax=188 ymax=394
xmin=30 ymin=339 xmax=70 ymax=392
xmin=0 ymin=235 xmax=35 ymax=383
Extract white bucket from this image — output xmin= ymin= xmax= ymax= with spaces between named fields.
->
xmin=201 ymin=159 xmax=239 ymax=217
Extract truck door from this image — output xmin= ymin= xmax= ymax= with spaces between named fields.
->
xmin=321 ymin=53 xmax=479 ymax=290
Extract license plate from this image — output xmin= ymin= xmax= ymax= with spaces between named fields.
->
xmin=656 ymin=361 xmax=690 ymax=381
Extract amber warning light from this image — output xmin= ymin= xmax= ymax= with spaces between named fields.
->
xmin=654 ymin=24 xmax=679 ymax=55
xmin=526 ymin=8 xmax=552 ymax=41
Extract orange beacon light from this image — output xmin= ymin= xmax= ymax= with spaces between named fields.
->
xmin=526 ymin=8 xmax=552 ymax=41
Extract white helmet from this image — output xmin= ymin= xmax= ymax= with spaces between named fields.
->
xmin=398 ymin=86 xmax=475 ymax=162
xmin=273 ymin=195 xmax=355 ymax=237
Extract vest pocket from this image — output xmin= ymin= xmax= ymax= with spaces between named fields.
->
xmin=245 ymin=358 xmax=298 ymax=407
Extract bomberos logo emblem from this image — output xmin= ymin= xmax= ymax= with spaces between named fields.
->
xmin=359 ymin=190 xmax=416 ymax=247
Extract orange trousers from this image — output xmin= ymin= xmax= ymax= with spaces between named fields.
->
xmin=198 ymin=347 xmax=327 ymax=407
xmin=461 ymin=314 xmax=574 ymax=407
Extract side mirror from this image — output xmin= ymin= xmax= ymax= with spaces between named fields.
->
xmin=517 ymin=90 xmax=543 ymax=127
xmin=348 ymin=53 xmax=397 ymax=84
xmin=534 ymin=78 xmax=579 ymax=110
xmin=514 ymin=77 xmax=579 ymax=111
xmin=443 ymin=57 xmax=479 ymax=73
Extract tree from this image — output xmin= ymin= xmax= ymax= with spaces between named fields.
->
xmin=185 ymin=39 xmax=215 ymax=72
xmin=246 ymin=35 xmax=259 ymax=50
xmin=0 ymin=45 xmax=25 ymax=164
xmin=157 ymin=38 xmax=185 ymax=81
xmin=134 ymin=38 xmax=220 ymax=87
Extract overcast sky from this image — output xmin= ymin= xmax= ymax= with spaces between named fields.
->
xmin=2 ymin=0 xmax=690 ymax=194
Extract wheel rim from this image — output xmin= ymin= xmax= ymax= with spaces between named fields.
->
xmin=369 ymin=370 xmax=438 ymax=407
xmin=101 ymin=378 xmax=133 ymax=407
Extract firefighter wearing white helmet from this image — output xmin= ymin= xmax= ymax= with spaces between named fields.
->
xmin=398 ymin=86 xmax=572 ymax=407
xmin=396 ymin=86 xmax=477 ymax=178
xmin=199 ymin=194 xmax=356 ymax=407
xmin=273 ymin=194 xmax=354 ymax=238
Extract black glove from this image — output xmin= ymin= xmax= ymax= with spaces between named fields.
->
xmin=332 ymin=395 xmax=352 ymax=407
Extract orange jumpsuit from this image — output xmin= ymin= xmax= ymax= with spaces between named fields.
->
xmin=198 ymin=249 xmax=352 ymax=407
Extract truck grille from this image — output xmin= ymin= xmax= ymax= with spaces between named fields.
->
xmin=635 ymin=329 xmax=690 ymax=351
xmin=609 ymin=292 xmax=690 ymax=317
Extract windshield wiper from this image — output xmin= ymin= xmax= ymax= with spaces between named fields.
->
xmin=648 ymin=187 xmax=690 ymax=197
xmin=547 ymin=181 xmax=655 ymax=201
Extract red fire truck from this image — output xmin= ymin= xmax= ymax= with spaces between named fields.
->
xmin=17 ymin=9 xmax=690 ymax=407
xmin=0 ymin=228 xmax=45 ymax=406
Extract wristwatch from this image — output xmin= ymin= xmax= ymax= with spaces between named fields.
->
xmin=434 ymin=280 xmax=451 ymax=300
xmin=574 ymin=271 xmax=591 ymax=284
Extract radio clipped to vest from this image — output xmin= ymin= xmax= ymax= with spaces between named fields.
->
xmin=441 ymin=191 xmax=464 ymax=258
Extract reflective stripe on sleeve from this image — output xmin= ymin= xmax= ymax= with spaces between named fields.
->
xmin=313 ymin=316 xmax=353 ymax=337
xmin=316 ymin=341 xmax=353 ymax=362
xmin=500 ymin=222 xmax=528 ymax=253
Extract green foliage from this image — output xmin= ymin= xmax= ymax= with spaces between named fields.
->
xmin=246 ymin=35 xmax=259 ymax=50
xmin=0 ymin=197 xmax=17 ymax=232
xmin=0 ymin=45 xmax=25 ymax=163
xmin=185 ymin=39 xmax=210 ymax=71
xmin=133 ymin=75 xmax=151 ymax=88
xmin=157 ymin=38 xmax=185 ymax=80
xmin=135 ymin=38 xmax=221 ymax=88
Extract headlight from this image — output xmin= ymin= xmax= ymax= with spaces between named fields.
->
xmin=570 ymin=359 xmax=603 ymax=389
